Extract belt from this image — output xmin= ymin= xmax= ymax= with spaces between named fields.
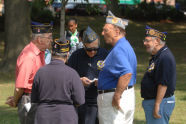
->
xmin=144 ymin=94 xmax=174 ymax=100
xmin=23 ymin=92 xmax=31 ymax=96
xmin=98 ymin=86 xmax=133 ymax=94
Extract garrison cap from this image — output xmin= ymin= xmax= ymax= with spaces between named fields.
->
xmin=106 ymin=10 xmax=128 ymax=30
xmin=83 ymin=26 xmax=98 ymax=43
xmin=31 ymin=21 xmax=53 ymax=34
xmin=52 ymin=38 xmax=70 ymax=53
xmin=145 ymin=25 xmax=167 ymax=41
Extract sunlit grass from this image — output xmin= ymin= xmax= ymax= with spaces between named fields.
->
xmin=0 ymin=16 xmax=186 ymax=124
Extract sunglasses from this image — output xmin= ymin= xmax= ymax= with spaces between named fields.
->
xmin=84 ymin=47 xmax=99 ymax=52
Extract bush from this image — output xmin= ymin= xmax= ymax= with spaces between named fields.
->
xmin=31 ymin=0 xmax=54 ymax=23
xmin=123 ymin=2 xmax=184 ymax=21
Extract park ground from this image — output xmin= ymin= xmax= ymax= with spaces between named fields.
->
xmin=0 ymin=16 xmax=186 ymax=124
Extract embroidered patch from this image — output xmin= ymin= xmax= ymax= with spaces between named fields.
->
xmin=148 ymin=62 xmax=155 ymax=72
xmin=97 ymin=60 xmax=105 ymax=70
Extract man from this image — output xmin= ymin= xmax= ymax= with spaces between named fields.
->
xmin=97 ymin=11 xmax=137 ymax=124
xmin=141 ymin=26 xmax=176 ymax=124
xmin=68 ymin=26 xmax=108 ymax=124
xmin=5 ymin=22 xmax=53 ymax=124
xmin=66 ymin=18 xmax=79 ymax=55
xmin=31 ymin=38 xmax=85 ymax=124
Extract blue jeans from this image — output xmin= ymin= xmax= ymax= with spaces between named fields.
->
xmin=142 ymin=95 xmax=175 ymax=124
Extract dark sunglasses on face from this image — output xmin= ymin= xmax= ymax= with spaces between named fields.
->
xmin=84 ymin=47 xmax=99 ymax=52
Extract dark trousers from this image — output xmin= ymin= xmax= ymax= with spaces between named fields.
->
xmin=17 ymin=94 xmax=37 ymax=124
xmin=78 ymin=104 xmax=99 ymax=124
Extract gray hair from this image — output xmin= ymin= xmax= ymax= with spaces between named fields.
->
xmin=113 ymin=25 xmax=126 ymax=36
xmin=152 ymin=37 xmax=165 ymax=45
xmin=83 ymin=36 xmax=100 ymax=46
xmin=32 ymin=33 xmax=43 ymax=40
xmin=52 ymin=52 xmax=68 ymax=59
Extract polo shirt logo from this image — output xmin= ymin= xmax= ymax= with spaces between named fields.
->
xmin=97 ymin=60 xmax=105 ymax=70
xmin=148 ymin=62 xmax=155 ymax=72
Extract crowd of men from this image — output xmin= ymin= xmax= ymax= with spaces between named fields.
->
xmin=6 ymin=10 xmax=176 ymax=124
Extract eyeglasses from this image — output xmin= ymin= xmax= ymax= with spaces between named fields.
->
xmin=40 ymin=36 xmax=53 ymax=40
xmin=84 ymin=47 xmax=99 ymax=52
xmin=143 ymin=39 xmax=153 ymax=43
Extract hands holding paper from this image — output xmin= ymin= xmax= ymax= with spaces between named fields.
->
xmin=80 ymin=77 xmax=98 ymax=86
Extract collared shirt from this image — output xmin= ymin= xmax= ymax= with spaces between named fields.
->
xmin=68 ymin=48 xmax=108 ymax=105
xmin=15 ymin=42 xmax=45 ymax=93
xmin=98 ymin=37 xmax=137 ymax=90
xmin=141 ymin=45 xmax=176 ymax=99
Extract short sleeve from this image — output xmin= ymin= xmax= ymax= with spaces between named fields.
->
xmin=106 ymin=48 xmax=132 ymax=78
xmin=15 ymin=55 xmax=34 ymax=89
xmin=155 ymin=56 xmax=173 ymax=86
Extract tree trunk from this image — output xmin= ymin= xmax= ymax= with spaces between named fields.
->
xmin=1 ymin=0 xmax=31 ymax=72
xmin=60 ymin=0 xmax=68 ymax=39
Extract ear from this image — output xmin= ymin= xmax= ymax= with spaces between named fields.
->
xmin=115 ymin=27 xmax=120 ymax=36
xmin=37 ymin=37 xmax=42 ymax=44
xmin=154 ymin=38 xmax=160 ymax=46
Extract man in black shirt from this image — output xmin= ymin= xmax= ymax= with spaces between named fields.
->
xmin=141 ymin=26 xmax=176 ymax=124
xmin=31 ymin=38 xmax=85 ymax=124
xmin=68 ymin=26 xmax=108 ymax=124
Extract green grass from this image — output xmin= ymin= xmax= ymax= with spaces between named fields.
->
xmin=0 ymin=16 xmax=186 ymax=124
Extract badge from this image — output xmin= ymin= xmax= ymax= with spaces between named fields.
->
xmin=97 ymin=60 xmax=105 ymax=70
xmin=148 ymin=62 xmax=155 ymax=72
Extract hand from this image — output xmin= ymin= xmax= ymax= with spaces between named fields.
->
xmin=94 ymin=79 xmax=98 ymax=86
xmin=80 ymin=77 xmax=92 ymax=86
xmin=5 ymin=96 xmax=16 ymax=107
xmin=112 ymin=93 xmax=121 ymax=110
xmin=153 ymin=103 xmax=161 ymax=119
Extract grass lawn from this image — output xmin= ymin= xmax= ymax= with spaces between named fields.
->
xmin=0 ymin=16 xmax=186 ymax=124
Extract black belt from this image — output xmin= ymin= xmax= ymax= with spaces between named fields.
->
xmin=144 ymin=94 xmax=174 ymax=100
xmin=98 ymin=86 xmax=133 ymax=94
xmin=23 ymin=92 xmax=31 ymax=96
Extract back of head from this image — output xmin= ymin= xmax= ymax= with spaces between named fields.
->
xmin=52 ymin=38 xmax=70 ymax=59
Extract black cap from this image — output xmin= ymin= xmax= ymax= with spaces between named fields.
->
xmin=52 ymin=38 xmax=70 ymax=53
xmin=31 ymin=21 xmax=53 ymax=34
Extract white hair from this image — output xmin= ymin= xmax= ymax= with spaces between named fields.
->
xmin=152 ymin=37 xmax=165 ymax=45
xmin=32 ymin=33 xmax=42 ymax=40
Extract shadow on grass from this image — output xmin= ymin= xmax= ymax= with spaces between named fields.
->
xmin=0 ymin=106 xmax=19 ymax=124
xmin=134 ymin=119 xmax=146 ymax=124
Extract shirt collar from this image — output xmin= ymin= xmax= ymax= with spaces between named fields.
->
xmin=68 ymin=29 xmax=78 ymax=36
xmin=151 ymin=45 xmax=168 ymax=60
xmin=50 ymin=58 xmax=65 ymax=65
xmin=30 ymin=42 xmax=42 ymax=55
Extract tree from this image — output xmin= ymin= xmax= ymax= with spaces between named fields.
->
xmin=60 ymin=0 xmax=68 ymax=38
xmin=104 ymin=0 xmax=119 ymax=16
xmin=0 ymin=0 xmax=31 ymax=72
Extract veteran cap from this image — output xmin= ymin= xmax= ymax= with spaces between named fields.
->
xmin=52 ymin=38 xmax=70 ymax=54
xmin=31 ymin=21 xmax=53 ymax=34
xmin=83 ymin=26 xmax=98 ymax=43
xmin=145 ymin=26 xmax=167 ymax=41
xmin=106 ymin=10 xmax=128 ymax=30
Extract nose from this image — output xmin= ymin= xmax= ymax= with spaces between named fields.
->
xmin=102 ymin=31 xmax=104 ymax=36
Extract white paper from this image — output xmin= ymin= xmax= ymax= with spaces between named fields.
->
xmin=90 ymin=78 xmax=98 ymax=83
xmin=24 ymin=102 xmax=31 ymax=112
